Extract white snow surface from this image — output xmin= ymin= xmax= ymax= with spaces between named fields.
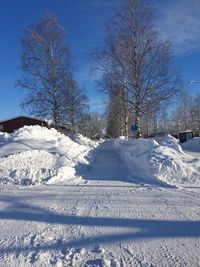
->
xmin=180 ymin=137 xmax=200 ymax=157
xmin=0 ymin=127 xmax=199 ymax=186
xmin=114 ymin=135 xmax=200 ymax=185
xmin=0 ymin=126 xmax=98 ymax=185
xmin=0 ymin=139 xmax=199 ymax=266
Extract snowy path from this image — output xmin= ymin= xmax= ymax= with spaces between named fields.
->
xmin=0 ymin=141 xmax=200 ymax=266
xmin=79 ymin=141 xmax=134 ymax=182
xmin=78 ymin=141 xmax=172 ymax=187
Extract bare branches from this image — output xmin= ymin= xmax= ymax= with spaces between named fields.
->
xmin=17 ymin=13 xmax=87 ymax=131
xmin=95 ymin=0 xmax=180 ymax=137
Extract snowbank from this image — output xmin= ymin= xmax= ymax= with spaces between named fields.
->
xmin=114 ymin=135 xmax=200 ymax=185
xmin=70 ymin=133 xmax=97 ymax=147
xmin=155 ymin=134 xmax=183 ymax=153
xmin=0 ymin=132 xmax=9 ymax=144
xmin=181 ymin=137 xmax=200 ymax=153
xmin=0 ymin=126 xmax=98 ymax=185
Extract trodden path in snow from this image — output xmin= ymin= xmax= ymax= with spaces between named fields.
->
xmin=0 ymin=141 xmax=200 ymax=266
xmin=77 ymin=140 xmax=174 ymax=188
xmin=79 ymin=141 xmax=134 ymax=183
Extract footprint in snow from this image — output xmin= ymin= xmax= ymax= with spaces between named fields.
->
xmin=91 ymin=245 xmax=105 ymax=254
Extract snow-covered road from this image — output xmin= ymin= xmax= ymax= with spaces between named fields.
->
xmin=0 ymin=141 xmax=200 ymax=266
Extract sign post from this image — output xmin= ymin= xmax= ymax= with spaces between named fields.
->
xmin=131 ymin=124 xmax=142 ymax=138
xmin=131 ymin=124 xmax=138 ymax=132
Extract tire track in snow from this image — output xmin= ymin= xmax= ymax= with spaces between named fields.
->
xmin=159 ymin=243 xmax=189 ymax=267
xmin=120 ymin=244 xmax=154 ymax=267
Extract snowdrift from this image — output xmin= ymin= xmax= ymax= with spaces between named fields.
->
xmin=181 ymin=137 xmax=200 ymax=153
xmin=0 ymin=126 xmax=98 ymax=185
xmin=114 ymin=135 xmax=200 ymax=185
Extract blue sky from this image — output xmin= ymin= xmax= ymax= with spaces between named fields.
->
xmin=0 ymin=0 xmax=200 ymax=120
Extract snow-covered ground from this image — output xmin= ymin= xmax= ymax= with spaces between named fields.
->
xmin=114 ymin=135 xmax=200 ymax=186
xmin=180 ymin=137 xmax=200 ymax=158
xmin=1 ymin=180 xmax=200 ymax=267
xmin=0 ymin=127 xmax=200 ymax=266
xmin=0 ymin=126 xmax=98 ymax=185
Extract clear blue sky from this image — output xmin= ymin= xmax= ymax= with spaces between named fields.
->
xmin=0 ymin=0 xmax=200 ymax=120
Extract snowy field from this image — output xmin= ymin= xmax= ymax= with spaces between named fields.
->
xmin=0 ymin=126 xmax=200 ymax=266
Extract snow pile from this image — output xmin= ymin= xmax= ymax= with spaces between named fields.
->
xmin=11 ymin=126 xmax=61 ymax=143
xmin=0 ymin=132 xmax=9 ymax=144
xmin=114 ymin=135 xmax=200 ymax=185
xmin=118 ymin=136 xmax=126 ymax=140
xmin=155 ymin=134 xmax=183 ymax=153
xmin=181 ymin=137 xmax=200 ymax=153
xmin=0 ymin=126 xmax=98 ymax=185
xmin=70 ymin=133 xmax=97 ymax=147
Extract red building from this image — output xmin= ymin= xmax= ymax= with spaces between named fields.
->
xmin=0 ymin=116 xmax=48 ymax=133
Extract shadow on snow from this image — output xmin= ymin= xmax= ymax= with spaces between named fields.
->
xmin=0 ymin=195 xmax=199 ymax=255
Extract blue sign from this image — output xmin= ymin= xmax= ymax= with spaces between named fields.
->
xmin=131 ymin=124 xmax=138 ymax=132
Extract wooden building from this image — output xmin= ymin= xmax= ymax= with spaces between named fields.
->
xmin=0 ymin=116 xmax=48 ymax=133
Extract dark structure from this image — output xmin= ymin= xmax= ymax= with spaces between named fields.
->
xmin=0 ymin=116 xmax=48 ymax=133
xmin=179 ymin=130 xmax=193 ymax=143
xmin=56 ymin=125 xmax=72 ymax=135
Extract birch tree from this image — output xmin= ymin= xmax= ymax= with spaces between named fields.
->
xmin=18 ymin=13 xmax=87 ymax=129
xmin=62 ymin=79 xmax=88 ymax=133
xmin=172 ymin=91 xmax=193 ymax=132
xmin=192 ymin=93 xmax=200 ymax=135
xmin=95 ymin=0 xmax=179 ymax=137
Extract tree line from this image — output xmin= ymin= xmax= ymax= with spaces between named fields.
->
xmin=157 ymin=91 xmax=200 ymax=137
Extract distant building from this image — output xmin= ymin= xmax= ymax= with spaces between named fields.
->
xmin=179 ymin=130 xmax=193 ymax=143
xmin=0 ymin=116 xmax=48 ymax=133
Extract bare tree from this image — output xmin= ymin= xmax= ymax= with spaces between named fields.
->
xmin=103 ymin=74 xmax=130 ymax=138
xmin=62 ymin=79 xmax=89 ymax=133
xmin=18 ymin=12 xmax=83 ymax=129
xmin=157 ymin=107 xmax=171 ymax=134
xmin=78 ymin=113 xmax=105 ymax=139
xmin=95 ymin=0 xmax=179 ymax=137
xmin=191 ymin=92 xmax=200 ymax=136
xmin=172 ymin=90 xmax=193 ymax=133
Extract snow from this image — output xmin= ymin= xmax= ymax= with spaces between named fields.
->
xmin=114 ymin=135 xmax=200 ymax=186
xmin=0 ymin=128 xmax=200 ymax=266
xmin=2 ymin=182 xmax=200 ymax=267
xmin=180 ymin=137 xmax=200 ymax=157
xmin=1 ymin=126 xmax=199 ymax=187
xmin=0 ymin=126 xmax=98 ymax=185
